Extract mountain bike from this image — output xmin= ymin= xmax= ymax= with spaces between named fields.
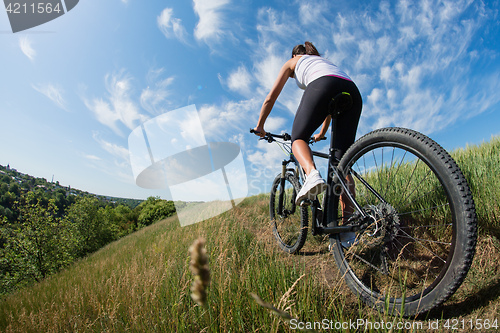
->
xmin=250 ymin=92 xmax=477 ymax=316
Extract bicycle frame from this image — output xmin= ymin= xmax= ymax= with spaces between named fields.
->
xmin=284 ymin=143 xmax=360 ymax=236
xmin=265 ymin=130 xmax=368 ymax=236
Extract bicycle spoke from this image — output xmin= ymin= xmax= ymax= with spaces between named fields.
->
xmin=398 ymin=168 xmax=433 ymax=209
xmin=397 ymin=228 xmax=448 ymax=263
xmin=347 ymin=251 xmax=387 ymax=274
xmin=353 ymin=158 xmax=374 ymax=210
xmin=406 ymin=223 xmax=453 ymax=229
xmin=398 ymin=186 xmax=447 ymax=212
xmin=385 ymin=241 xmax=431 ymax=282
xmin=383 ymin=147 xmax=397 ymax=198
xmin=399 ymin=159 xmax=421 ymax=205
xmin=397 ymin=234 xmax=451 ymax=246
xmin=397 ymin=202 xmax=450 ymax=217
xmin=394 ymin=237 xmax=443 ymax=280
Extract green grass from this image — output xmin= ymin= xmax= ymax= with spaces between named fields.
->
xmin=0 ymin=137 xmax=500 ymax=332
xmin=0 ymin=195 xmax=332 ymax=332
xmin=452 ymin=136 xmax=500 ymax=236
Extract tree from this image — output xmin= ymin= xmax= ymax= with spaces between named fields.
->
xmin=65 ymin=197 xmax=115 ymax=257
xmin=10 ymin=183 xmax=20 ymax=196
xmin=0 ymin=192 xmax=74 ymax=291
xmin=107 ymin=204 xmax=135 ymax=237
xmin=0 ymin=183 xmax=8 ymax=196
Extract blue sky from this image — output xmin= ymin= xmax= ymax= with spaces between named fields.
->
xmin=1 ymin=0 xmax=499 ymax=201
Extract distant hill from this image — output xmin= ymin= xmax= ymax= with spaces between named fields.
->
xmin=0 ymin=164 xmax=143 ymax=216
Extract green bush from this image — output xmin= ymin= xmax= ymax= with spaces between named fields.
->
xmin=137 ymin=197 xmax=176 ymax=227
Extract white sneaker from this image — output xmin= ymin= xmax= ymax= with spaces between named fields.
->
xmin=296 ymin=170 xmax=327 ymax=205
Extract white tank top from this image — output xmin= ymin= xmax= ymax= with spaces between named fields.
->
xmin=294 ymin=55 xmax=352 ymax=90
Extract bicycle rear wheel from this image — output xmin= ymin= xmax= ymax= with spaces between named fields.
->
xmin=270 ymin=173 xmax=308 ymax=254
xmin=329 ymin=127 xmax=477 ymax=316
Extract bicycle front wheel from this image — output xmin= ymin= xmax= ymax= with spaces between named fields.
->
xmin=330 ymin=127 xmax=477 ymax=316
xmin=270 ymin=172 xmax=308 ymax=254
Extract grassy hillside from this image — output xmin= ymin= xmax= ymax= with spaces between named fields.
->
xmin=0 ymin=137 xmax=499 ymax=332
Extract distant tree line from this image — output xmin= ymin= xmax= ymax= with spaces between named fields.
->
xmin=0 ymin=165 xmax=176 ymax=296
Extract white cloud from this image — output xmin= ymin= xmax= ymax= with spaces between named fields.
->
xmin=92 ymin=132 xmax=130 ymax=162
xmin=198 ymin=98 xmax=260 ymax=141
xmin=85 ymin=154 xmax=101 ymax=161
xmin=88 ymin=131 xmax=135 ymax=185
xmin=298 ymin=1 xmax=330 ymax=26
xmin=256 ymin=7 xmax=291 ymax=39
xmin=84 ymin=71 xmax=148 ymax=136
xmin=254 ymin=46 xmax=286 ymax=93
xmin=86 ymin=98 xmax=120 ymax=133
xmin=193 ymin=0 xmax=230 ymax=42
xmin=140 ymin=67 xmax=175 ymax=114
xmin=246 ymin=139 xmax=287 ymax=188
xmin=227 ymin=65 xmax=252 ymax=96
xmin=32 ymin=83 xmax=67 ymax=111
xmin=158 ymin=8 xmax=189 ymax=43
xmin=251 ymin=43 xmax=304 ymax=115
xmin=264 ymin=116 xmax=287 ymax=133
xmin=380 ymin=66 xmax=391 ymax=83
xmin=19 ymin=36 xmax=36 ymax=61
xmin=315 ymin=0 xmax=495 ymax=136
xmin=367 ymin=88 xmax=383 ymax=106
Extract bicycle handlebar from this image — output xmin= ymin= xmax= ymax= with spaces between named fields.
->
xmin=250 ymin=128 xmax=326 ymax=144
xmin=250 ymin=128 xmax=291 ymax=142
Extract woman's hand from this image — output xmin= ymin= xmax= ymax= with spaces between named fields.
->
xmin=313 ymin=133 xmax=325 ymax=142
xmin=253 ymin=126 xmax=266 ymax=137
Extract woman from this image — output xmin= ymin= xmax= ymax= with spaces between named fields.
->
xmin=253 ymin=41 xmax=362 ymax=206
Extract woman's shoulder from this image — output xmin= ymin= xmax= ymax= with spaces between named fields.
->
xmin=287 ymin=55 xmax=303 ymax=71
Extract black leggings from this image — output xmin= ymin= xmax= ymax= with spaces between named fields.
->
xmin=291 ymin=76 xmax=362 ymax=159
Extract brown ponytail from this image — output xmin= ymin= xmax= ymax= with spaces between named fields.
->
xmin=292 ymin=41 xmax=320 ymax=57
xmin=305 ymin=41 xmax=320 ymax=56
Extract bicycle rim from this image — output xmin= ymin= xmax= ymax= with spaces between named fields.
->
xmin=330 ymin=128 xmax=477 ymax=316
xmin=270 ymin=173 xmax=308 ymax=254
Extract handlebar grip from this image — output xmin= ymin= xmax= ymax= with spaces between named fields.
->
xmin=250 ymin=128 xmax=266 ymax=137
xmin=309 ymin=136 xmax=327 ymax=144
